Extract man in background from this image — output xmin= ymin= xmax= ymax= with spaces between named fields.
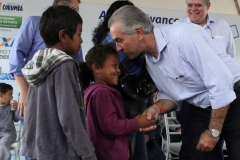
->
xmin=175 ymin=0 xmax=237 ymax=159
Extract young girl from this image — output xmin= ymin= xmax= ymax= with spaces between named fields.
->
xmin=79 ymin=44 xmax=156 ymax=160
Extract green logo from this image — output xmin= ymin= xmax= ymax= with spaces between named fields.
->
xmin=0 ymin=15 xmax=22 ymax=28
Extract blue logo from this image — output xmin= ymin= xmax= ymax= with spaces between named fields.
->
xmin=0 ymin=37 xmax=14 ymax=47
xmin=0 ymin=73 xmax=15 ymax=80
xmin=1 ymin=3 xmax=23 ymax=12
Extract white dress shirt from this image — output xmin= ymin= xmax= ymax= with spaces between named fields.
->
xmin=145 ymin=24 xmax=236 ymax=109
xmin=177 ymin=15 xmax=240 ymax=83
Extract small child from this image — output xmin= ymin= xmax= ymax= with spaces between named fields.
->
xmin=79 ymin=44 xmax=156 ymax=160
xmin=0 ymin=83 xmax=19 ymax=160
xmin=21 ymin=6 xmax=96 ymax=160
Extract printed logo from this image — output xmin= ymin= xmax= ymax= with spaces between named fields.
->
xmin=0 ymin=15 xmax=22 ymax=28
xmin=0 ymin=73 xmax=15 ymax=80
xmin=0 ymin=37 xmax=14 ymax=47
xmin=230 ymin=24 xmax=239 ymax=39
xmin=0 ymin=3 xmax=23 ymax=12
xmin=0 ymin=2 xmax=2 ymax=11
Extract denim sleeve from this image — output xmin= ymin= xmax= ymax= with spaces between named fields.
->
xmin=9 ymin=16 xmax=39 ymax=76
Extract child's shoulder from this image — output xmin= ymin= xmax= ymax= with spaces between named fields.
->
xmin=84 ymin=83 xmax=118 ymax=98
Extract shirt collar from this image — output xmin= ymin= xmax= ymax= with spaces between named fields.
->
xmin=185 ymin=14 xmax=214 ymax=28
xmin=151 ymin=27 xmax=167 ymax=62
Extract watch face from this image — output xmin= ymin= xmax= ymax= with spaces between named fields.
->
xmin=211 ymin=129 xmax=220 ymax=138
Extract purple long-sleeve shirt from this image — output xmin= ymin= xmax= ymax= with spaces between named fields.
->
xmin=84 ymin=83 xmax=139 ymax=160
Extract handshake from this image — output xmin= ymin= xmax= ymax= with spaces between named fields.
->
xmin=135 ymin=114 xmax=156 ymax=130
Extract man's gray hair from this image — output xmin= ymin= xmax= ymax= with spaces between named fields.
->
xmin=108 ymin=5 xmax=154 ymax=34
xmin=52 ymin=0 xmax=81 ymax=7
xmin=186 ymin=0 xmax=210 ymax=4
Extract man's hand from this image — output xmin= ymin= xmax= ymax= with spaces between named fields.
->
xmin=135 ymin=114 xmax=156 ymax=128
xmin=196 ymin=130 xmax=219 ymax=152
xmin=140 ymin=99 xmax=177 ymax=132
xmin=139 ymin=105 xmax=159 ymax=132
xmin=18 ymin=92 xmax=28 ymax=117
xmin=14 ymin=75 xmax=29 ymax=117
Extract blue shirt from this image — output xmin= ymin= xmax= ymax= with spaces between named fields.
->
xmin=146 ymin=25 xmax=236 ymax=109
xmin=176 ymin=15 xmax=240 ymax=83
xmin=9 ymin=16 xmax=83 ymax=76
xmin=102 ymin=32 xmax=149 ymax=78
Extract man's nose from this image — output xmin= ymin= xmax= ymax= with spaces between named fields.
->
xmin=191 ymin=5 xmax=198 ymax=10
xmin=116 ymin=44 xmax=122 ymax=52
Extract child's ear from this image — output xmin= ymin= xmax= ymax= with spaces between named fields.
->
xmin=92 ymin=63 xmax=101 ymax=73
xmin=0 ymin=92 xmax=3 ymax=98
xmin=58 ymin=29 xmax=69 ymax=43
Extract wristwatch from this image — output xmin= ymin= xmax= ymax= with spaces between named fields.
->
xmin=207 ymin=128 xmax=221 ymax=138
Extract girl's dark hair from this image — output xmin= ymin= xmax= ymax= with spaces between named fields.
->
xmin=79 ymin=44 xmax=118 ymax=90
xmin=0 ymin=83 xmax=13 ymax=94
xmin=39 ymin=6 xmax=82 ymax=47
xmin=92 ymin=1 xmax=134 ymax=45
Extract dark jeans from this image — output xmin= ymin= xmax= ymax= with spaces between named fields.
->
xmin=130 ymin=131 xmax=148 ymax=160
xmin=147 ymin=138 xmax=165 ymax=160
xmin=181 ymin=88 xmax=240 ymax=160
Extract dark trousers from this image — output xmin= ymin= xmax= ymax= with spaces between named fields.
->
xmin=178 ymin=89 xmax=240 ymax=160
xmin=147 ymin=138 xmax=166 ymax=160
xmin=176 ymin=101 xmax=191 ymax=160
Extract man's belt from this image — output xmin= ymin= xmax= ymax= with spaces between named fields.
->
xmin=234 ymin=80 xmax=240 ymax=90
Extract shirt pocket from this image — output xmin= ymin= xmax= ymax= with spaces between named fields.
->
xmin=173 ymin=63 xmax=203 ymax=92
xmin=213 ymin=36 xmax=227 ymax=51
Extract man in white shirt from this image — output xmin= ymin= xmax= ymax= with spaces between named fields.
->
xmin=108 ymin=5 xmax=240 ymax=160
xmin=175 ymin=1 xmax=237 ymax=159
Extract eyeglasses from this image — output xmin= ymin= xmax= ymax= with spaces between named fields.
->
xmin=63 ymin=3 xmax=79 ymax=12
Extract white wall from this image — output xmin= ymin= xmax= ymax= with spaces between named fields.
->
xmin=81 ymin=0 xmax=239 ymax=15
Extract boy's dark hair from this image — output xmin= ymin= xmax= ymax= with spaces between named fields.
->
xmin=39 ymin=6 xmax=83 ymax=47
xmin=79 ymin=44 xmax=118 ymax=90
xmin=0 ymin=83 xmax=13 ymax=94
xmin=92 ymin=0 xmax=134 ymax=45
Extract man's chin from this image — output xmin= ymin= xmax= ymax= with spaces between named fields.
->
xmin=126 ymin=54 xmax=136 ymax=60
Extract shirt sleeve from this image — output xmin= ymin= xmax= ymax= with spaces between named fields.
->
xmin=157 ymin=89 xmax=181 ymax=108
xmin=9 ymin=17 xmax=38 ymax=76
xmin=91 ymin=89 xmax=139 ymax=136
xmin=55 ymin=62 xmax=96 ymax=160
xmin=226 ymin=24 xmax=236 ymax=58
xmin=177 ymin=28 xmax=236 ymax=109
xmin=13 ymin=110 xmax=20 ymax=122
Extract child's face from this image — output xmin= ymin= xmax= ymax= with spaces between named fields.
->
xmin=66 ymin=23 xmax=83 ymax=55
xmin=96 ymin=54 xmax=121 ymax=86
xmin=0 ymin=90 xmax=13 ymax=105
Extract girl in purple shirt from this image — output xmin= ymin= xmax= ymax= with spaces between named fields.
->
xmin=79 ymin=44 xmax=155 ymax=160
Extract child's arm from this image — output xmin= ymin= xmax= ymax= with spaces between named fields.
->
xmin=91 ymin=89 xmax=148 ymax=136
xmin=10 ymin=100 xmax=20 ymax=122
